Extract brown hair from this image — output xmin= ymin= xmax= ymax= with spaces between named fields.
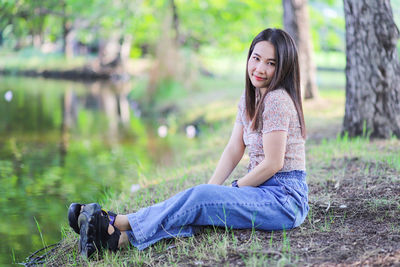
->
xmin=245 ymin=28 xmax=306 ymax=139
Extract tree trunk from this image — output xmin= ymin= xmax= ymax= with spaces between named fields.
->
xmin=283 ymin=0 xmax=318 ymax=99
xmin=342 ymin=0 xmax=400 ymax=138
xmin=62 ymin=1 xmax=74 ymax=58
xmin=64 ymin=26 xmax=76 ymax=58
xmin=170 ymin=0 xmax=180 ymax=44
xmin=120 ymin=34 xmax=133 ymax=65
xmin=32 ymin=18 xmax=45 ymax=49
xmin=33 ymin=33 xmax=43 ymax=49
xmin=98 ymin=34 xmax=121 ymax=67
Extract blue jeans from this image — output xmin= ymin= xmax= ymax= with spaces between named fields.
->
xmin=125 ymin=170 xmax=308 ymax=250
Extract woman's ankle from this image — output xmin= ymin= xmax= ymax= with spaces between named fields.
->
xmin=114 ymin=215 xmax=131 ymax=231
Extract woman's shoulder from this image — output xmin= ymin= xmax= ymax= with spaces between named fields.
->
xmin=264 ymin=88 xmax=292 ymax=106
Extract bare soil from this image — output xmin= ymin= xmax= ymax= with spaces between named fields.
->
xmin=282 ymin=156 xmax=400 ymax=266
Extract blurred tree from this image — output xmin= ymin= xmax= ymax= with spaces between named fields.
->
xmin=0 ymin=0 xmax=286 ymax=85
xmin=0 ymin=0 xmax=43 ymax=49
xmin=0 ymin=0 xmax=284 ymax=58
xmin=283 ymin=0 xmax=318 ymax=99
xmin=170 ymin=0 xmax=180 ymax=43
xmin=342 ymin=0 xmax=400 ymax=138
xmin=94 ymin=0 xmax=151 ymax=66
xmin=176 ymin=0 xmax=282 ymax=53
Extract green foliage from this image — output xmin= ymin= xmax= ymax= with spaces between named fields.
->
xmin=309 ymin=0 xmax=345 ymax=52
xmin=178 ymin=0 xmax=282 ymax=53
xmin=0 ymin=0 xmax=283 ymax=57
xmin=1 ymin=0 xmax=399 ymax=62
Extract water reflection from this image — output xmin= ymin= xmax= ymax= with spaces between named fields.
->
xmin=60 ymin=81 xmax=135 ymax=162
xmin=0 ymin=76 xmax=173 ymax=265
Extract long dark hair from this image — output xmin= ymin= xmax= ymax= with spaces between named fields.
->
xmin=245 ymin=28 xmax=306 ymax=139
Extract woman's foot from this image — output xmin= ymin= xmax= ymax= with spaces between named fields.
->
xmin=74 ymin=203 xmax=121 ymax=258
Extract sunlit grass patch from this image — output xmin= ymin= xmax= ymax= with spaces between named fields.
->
xmin=0 ymin=49 xmax=90 ymax=71
xmin=314 ymin=51 xmax=346 ymax=69
xmin=307 ymin=134 xmax=400 ymax=173
xmin=317 ymin=71 xmax=345 ymax=90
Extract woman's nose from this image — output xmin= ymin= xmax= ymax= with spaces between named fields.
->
xmin=255 ymin=63 xmax=266 ymax=74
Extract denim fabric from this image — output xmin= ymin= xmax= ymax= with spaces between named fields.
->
xmin=126 ymin=170 xmax=308 ymax=250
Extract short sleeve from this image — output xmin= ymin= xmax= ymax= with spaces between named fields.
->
xmin=235 ymin=94 xmax=245 ymax=125
xmin=262 ymin=92 xmax=290 ymax=134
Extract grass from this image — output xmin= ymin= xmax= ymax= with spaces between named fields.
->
xmin=314 ymin=51 xmax=345 ymax=69
xmin=34 ymin=216 xmax=47 ymax=249
xmin=0 ymin=48 xmax=90 ymax=71
xmin=11 ymin=249 xmax=16 ymax=265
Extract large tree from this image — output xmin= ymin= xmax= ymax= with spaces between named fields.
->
xmin=342 ymin=0 xmax=400 ymax=138
xmin=283 ymin=0 xmax=318 ymax=99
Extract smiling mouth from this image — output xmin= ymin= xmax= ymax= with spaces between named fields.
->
xmin=254 ymin=75 xmax=266 ymax=81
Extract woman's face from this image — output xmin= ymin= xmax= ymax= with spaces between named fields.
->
xmin=247 ymin=41 xmax=276 ymax=91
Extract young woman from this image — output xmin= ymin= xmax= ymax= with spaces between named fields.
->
xmin=68 ymin=28 xmax=308 ymax=258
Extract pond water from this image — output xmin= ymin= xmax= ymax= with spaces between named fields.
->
xmin=0 ymin=76 xmax=182 ymax=265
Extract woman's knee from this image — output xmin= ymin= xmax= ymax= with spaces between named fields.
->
xmin=189 ymin=184 xmax=220 ymax=200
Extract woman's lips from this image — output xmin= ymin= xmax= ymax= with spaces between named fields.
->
xmin=254 ymin=75 xmax=266 ymax=81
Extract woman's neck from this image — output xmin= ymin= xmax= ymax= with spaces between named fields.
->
xmin=259 ymin=87 xmax=267 ymax=95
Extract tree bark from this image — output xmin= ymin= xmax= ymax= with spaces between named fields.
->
xmin=170 ymin=0 xmax=180 ymax=44
xmin=342 ymin=0 xmax=400 ymax=138
xmin=283 ymin=0 xmax=318 ymax=99
xmin=120 ymin=34 xmax=133 ymax=65
xmin=62 ymin=1 xmax=74 ymax=58
xmin=98 ymin=34 xmax=121 ymax=67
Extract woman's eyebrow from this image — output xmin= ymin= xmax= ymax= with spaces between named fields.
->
xmin=253 ymin=52 xmax=276 ymax=61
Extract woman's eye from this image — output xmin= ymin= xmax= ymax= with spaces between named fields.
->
xmin=252 ymin=56 xmax=259 ymax=61
xmin=267 ymin=62 xmax=275 ymax=66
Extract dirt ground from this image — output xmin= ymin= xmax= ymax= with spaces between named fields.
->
xmin=271 ymin=156 xmax=400 ymax=266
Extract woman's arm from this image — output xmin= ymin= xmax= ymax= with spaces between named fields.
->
xmin=236 ymin=130 xmax=287 ymax=187
xmin=207 ymin=123 xmax=246 ymax=185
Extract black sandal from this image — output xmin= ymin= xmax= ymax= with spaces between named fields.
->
xmin=68 ymin=203 xmax=117 ymax=234
xmin=71 ymin=203 xmax=121 ymax=258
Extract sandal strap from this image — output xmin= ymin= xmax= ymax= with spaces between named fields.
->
xmin=101 ymin=209 xmax=117 ymax=226
xmin=104 ymin=225 xmax=121 ymax=251
xmin=99 ymin=210 xmax=121 ymax=251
